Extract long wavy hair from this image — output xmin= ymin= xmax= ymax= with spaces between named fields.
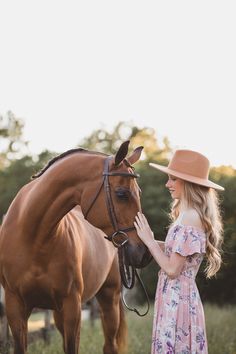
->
xmin=170 ymin=181 xmax=223 ymax=278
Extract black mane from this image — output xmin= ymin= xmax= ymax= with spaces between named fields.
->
xmin=31 ymin=148 xmax=108 ymax=179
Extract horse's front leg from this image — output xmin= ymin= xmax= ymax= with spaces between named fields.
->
xmin=55 ymin=291 xmax=82 ymax=354
xmin=4 ymin=288 xmax=30 ymax=354
xmin=97 ymin=283 xmax=126 ymax=354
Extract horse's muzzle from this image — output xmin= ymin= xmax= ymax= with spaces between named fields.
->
xmin=125 ymin=243 xmax=153 ymax=268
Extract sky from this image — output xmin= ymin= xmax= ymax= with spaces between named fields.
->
xmin=0 ymin=1 xmax=236 ymax=168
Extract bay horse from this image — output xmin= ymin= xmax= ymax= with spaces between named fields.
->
xmin=0 ymin=141 xmax=151 ymax=354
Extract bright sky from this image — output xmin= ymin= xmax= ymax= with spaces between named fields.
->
xmin=0 ymin=1 xmax=235 ymax=167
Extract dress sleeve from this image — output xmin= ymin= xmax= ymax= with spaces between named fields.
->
xmin=171 ymin=225 xmax=206 ymax=256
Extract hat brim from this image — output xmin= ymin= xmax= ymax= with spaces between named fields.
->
xmin=149 ymin=163 xmax=224 ymax=191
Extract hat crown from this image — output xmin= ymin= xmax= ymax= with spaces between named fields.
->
xmin=168 ymin=150 xmax=210 ymax=179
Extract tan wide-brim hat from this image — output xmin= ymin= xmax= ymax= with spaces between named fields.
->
xmin=149 ymin=149 xmax=224 ymax=191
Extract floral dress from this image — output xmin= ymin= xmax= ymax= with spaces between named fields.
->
xmin=151 ymin=224 xmax=208 ymax=354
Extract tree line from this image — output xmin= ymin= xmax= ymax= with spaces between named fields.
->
xmin=0 ymin=113 xmax=235 ymax=304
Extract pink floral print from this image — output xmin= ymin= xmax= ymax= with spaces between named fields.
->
xmin=152 ymin=224 xmax=208 ymax=354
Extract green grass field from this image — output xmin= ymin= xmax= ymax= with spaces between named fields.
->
xmin=2 ymin=303 xmax=235 ymax=354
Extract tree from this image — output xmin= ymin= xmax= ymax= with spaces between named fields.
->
xmin=198 ymin=167 xmax=236 ymax=304
xmin=0 ymin=111 xmax=28 ymax=169
xmin=1 ymin=118 xmax=235 ymax=305
xmin=79 ymin=121 xmax=171 ymax=160
xmin=0 ymin=150 xmax=56 ymax=222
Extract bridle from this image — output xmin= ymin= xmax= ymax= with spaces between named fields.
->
xmin=84 ymin=155 xmax=150 ymax=317
xmin=84 ymin=156 xmax=139 ymax=243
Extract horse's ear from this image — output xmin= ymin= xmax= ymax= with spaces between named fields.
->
xmin=114 ymin=141 xmax=130 ymax=166
xmin=127 ymin=146 xmax=143 ymax=165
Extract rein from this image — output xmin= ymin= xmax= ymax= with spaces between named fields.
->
xmin=122 ymin=269 xmax=150 ymax=317
xmin=84 ymin=156 xmax=150 ymax=316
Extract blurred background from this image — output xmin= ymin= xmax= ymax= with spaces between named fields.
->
xmin=0 ymin=116 xmax=235 ymax=305
xmin=1 ymin=0 xmax=236 ymax=352
xmin=0 ymin=116 xmax=236 ymax=353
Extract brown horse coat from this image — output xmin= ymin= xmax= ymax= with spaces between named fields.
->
xmin=0 ymin=142 xmax=149 ymax=354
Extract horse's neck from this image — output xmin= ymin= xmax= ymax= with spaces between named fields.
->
xmin=19 ymin=153 xmax=103 ymax=238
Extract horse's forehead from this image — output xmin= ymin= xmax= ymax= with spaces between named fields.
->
xmin=112 ymin=174 xmax=139 ymax=191
xmin=111 ymin=160 xmax=133 ymax=172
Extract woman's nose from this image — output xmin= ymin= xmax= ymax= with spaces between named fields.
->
xmin=165 ymin=179 xmax=171 ymax=188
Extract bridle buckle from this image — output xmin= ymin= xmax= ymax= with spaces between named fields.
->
xmin=106 ymin=230 xmax=129 ymax=248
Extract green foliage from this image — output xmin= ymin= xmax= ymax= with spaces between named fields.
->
xmin=0 ymin=120 xmax=236 ymax=304
xmin=0 ymin=155 xmax=34 ymax=219
xmin=0 ymin=111 xmax=28 ymax=169
xmin=0 ymin=150 xmax=56 ymax=222
xmin=79 ymin=120 xmax=171 ymax=159
xmin=197 ymin=168 xmax=236 ymax=304
xmin=79 ymin=121 xmax=134 ymax=154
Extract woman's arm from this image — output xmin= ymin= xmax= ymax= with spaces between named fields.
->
xmin=134 ymin=212 xmax=186 ymax=279
xmin=146 ymin=241 xmax=186 ymax=279
xmin=156 ymin=240 xmax=165 ymax=252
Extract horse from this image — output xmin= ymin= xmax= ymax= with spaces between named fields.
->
xmin=0 ymin=141 xmax=151 ymax=354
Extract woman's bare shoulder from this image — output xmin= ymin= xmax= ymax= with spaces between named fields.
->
xmin=181 ymin=209 xmax=203 ymax=229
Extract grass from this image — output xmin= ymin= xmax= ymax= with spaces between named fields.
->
xmin=205 ymin=304 xmax=236 ymax=354
xmin=2 ymin=303 xmax=236 ymax=354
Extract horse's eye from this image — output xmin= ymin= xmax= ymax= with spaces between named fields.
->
xmin=115 ymin=188 xmax=130 ymax=201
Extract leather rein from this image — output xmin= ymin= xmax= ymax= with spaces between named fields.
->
xmin=84 ymin=156 xmax=149 ymax=317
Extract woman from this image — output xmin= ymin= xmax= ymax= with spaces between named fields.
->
xmin=134 ymin=149 xmax=224 ymax=354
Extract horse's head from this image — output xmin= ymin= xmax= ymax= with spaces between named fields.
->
xmin=81 ymin=141 xmax=152 ymax=269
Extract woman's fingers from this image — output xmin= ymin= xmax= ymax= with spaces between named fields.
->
xmin=134 ymin=221 xmax=143 ymax=239
xmin=136 ymin=213 xmax=150 ymax=232
xmin=138 ymin=212 xmax=149 ymax=226
xmin=137 ymin=212 xmax=147 ymax=223
xmin=134 ymin=221 xmax=139 ymax=230
xmin=135 ymin=215 xmax=143 ymax=228
xmin=135 ymin=212 xmax=152 ymax=240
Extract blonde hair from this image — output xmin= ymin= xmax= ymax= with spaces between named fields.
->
xmin=170 ymin=181 xmax=223 ymax=278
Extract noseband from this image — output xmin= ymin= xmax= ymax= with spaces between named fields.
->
xmin=84 ymin=155 xmax=149 ymax=316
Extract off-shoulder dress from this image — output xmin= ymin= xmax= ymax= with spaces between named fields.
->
xmin=151 ymin=219 xmax=208 ymax=354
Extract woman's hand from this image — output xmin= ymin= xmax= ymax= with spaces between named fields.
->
xmin=134 ymin=212 xmax=155 ymax=248
xmin=134 ymin=212 xmax=185 ymax=278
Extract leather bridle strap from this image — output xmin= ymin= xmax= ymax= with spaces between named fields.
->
xmin=83 ymin=177 xmax=105 ymax=221
xmin=121 ymin=269 xmax=150 ymax=317
xmin=84 ymin=155 xmax=140 ymax=245
xmin=103 ymin=156 xmax=118 ymax=231
xmin=83 ymin=155 xmax=150 ymax=316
